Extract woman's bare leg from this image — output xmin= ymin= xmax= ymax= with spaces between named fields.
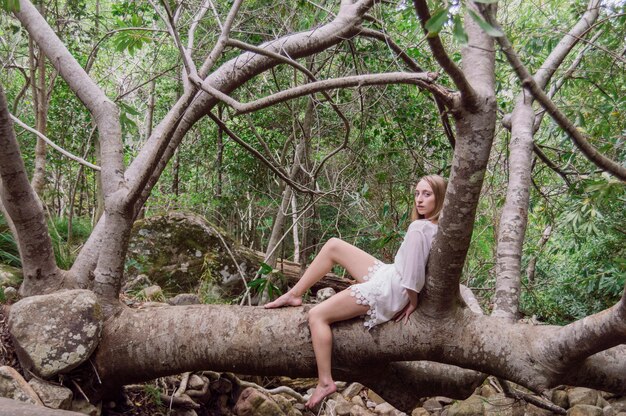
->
xmin=306 ymin=289 xmax=370 ymax=408
xmin=265 ymin=238 xmax=377 ymax=308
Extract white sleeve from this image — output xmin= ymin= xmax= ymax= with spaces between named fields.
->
xmin=398 ymin=226 xmax=432 ymax=294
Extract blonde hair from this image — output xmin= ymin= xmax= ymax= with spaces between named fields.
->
xmin=411 ymin=174 xmax=447 ymax=222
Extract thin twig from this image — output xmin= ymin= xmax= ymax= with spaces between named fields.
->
xmin=10 ymin=114 xmax=101 ymax=171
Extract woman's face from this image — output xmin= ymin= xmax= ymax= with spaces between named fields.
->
xmin=415 ymin=180 xmax=436 ymax=219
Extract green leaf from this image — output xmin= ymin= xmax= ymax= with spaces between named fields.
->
xmin=453 ymin=15 xmax=468 ymax=45
xmin=468 ymin=9 xmax=504 ymax=37
xmin=425 ymin=8 xmax=449 ymax=38
xmin=259 ymin=262 xmax=273 ymax=275
xmin=472 ymin=0 xmax=499 ymax=3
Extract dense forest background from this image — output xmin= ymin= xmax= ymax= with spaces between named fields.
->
xmin=0 ymin=0 xmax=624 ymax=325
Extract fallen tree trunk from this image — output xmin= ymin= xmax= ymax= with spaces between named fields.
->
xmin=91 ymin=300 xmax=626 ymax=412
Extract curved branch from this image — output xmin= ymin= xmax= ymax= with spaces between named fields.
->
xmin=413 ymin=0 xmax=478 ymax=111
xmin=357 ymin=27 xmax=458 ymax=145
xmin=0 ymin=87 xmax=62 ymax=296
xmin=481 ymin=7 xmax=626 ymax=181
xmin=230 ymin=72 xmax=441 ymax=114
xmin=207 ymin=112 xmax=318 ymax=194
xmin=10 ymin=114 xmax=101 ymax=171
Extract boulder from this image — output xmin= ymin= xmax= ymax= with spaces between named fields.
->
xmin=569 ymin=388 xmax=600 ymax=407
xmin=3 ymin=287 xmax=17 ymax=302
xmin=411 ymin=409 xmax=429 ymax=416
xmin=270 ymin=393 xmax=302 ymax=416
xmin=28 ymin=378 xmax=72 ymax=409
xmin=0 ymin=264 xmax=21 ymax=289
xmin=447 ymin=395 xmax=485 ymax=416
xmin=233 ymin=387 xmax=286 ymax=416
xmin=552 ymin=389 xmax=570 ymax=409
xmin=331 ymin=394 xmax=353 ymax=415
xmin=168 ymin=294 xmax=202 ymax=306
xmin=524 ymin=403 xmax=555 ymax=416
xmin=423 ymin=397 xmax=444 ymax=412
xmin=126 ymin=212 xmax=351 ymax=298
xmin=0 ymin=397 xmax=85 ymax=415
xmin=126 ymin=212 xmax=261 ymax=296
xmin=139 ymin=285 xmax=163 ymax=300
xmin=342 ymin=382 xmax=364 ymax=399
xmin=610 ymin=397 xmax=626 ymax=412
xmin=8 ymin=290 xmax=102 ymax=378
xmin=566 ymin=404 xmax=603 ymax=416
xmin=374 ymin=401 xmax=406 ymax=415
xmin=0 ymin=366 xmax=42 ymax=404
xmin=316 ymin=287 xmax=336 ymax=302
xmin=483 ymin=393 xmax=524 ymax=416
xmin=69 ymin=399 xmax=101 ymax=416
xmin=349 ymin=404 xmax=376 ymax=416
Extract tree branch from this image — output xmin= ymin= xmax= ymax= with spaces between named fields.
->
xmin=413 ymin=0 xmax=478 ymax=111
xmin=0 ymin=86 xmax=62 ymax=296
xmin=10 ymin=114 xmax=101 ymax=171
xmin=357 ymin=27 xmax=458 ymax=146
xmin=207 ymin=112 xmax=318 ymax=194
xmin=480 ymin=6 xmax=626 ymax=181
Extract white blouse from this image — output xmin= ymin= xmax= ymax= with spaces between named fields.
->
xmin=393 ymin=219 xmax=438 ymax=294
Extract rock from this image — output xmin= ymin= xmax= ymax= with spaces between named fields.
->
xmin=367 ymin=388 xmax=385 ymax=405
xmin=8 ymin=290 xmax=102 ymax=378
xmin=349 ymin=404 xmax=376 ymax=416
xmin=423 ymin=397 xmax=444 ymax=412
xmin=436 ymin=396 xmax=455 ymax=405
xmin=0 ymin=264 xmax=22 ymax=289
xmin=316 ymin=287 xmax=336 ymax=302
xmin=28 ymin=378 xmax=72 ymax=409
xmin=3 ymin=286 xmax=18 ymax=302
xmin=569 ymin=388 xmax=600 ymax=407
xmin=126 ymin=212 xmax=261 ymax=296
xmin=566 ymin=404 xmax=603 ymax=416
xmin=447 ymin=395 xmax=485 ymax=416
xmin=553 ymin=389 xmax=570 ymax=409
xmin=483 ymin=393 xmax=524 ymax=416
xmin=170 ymin=410 xmax=198 ymax=416
xmin=352 ymin=394 xmax=366 ymax=407
xmin=411 ymin=408 xmax=430 ymax=416
xmin=271 ymin=393 xmax=302 ymax=416
xmin=610 ymin=397 xmax=626 ymax=412
xmin=597 ymin=396 xmax=610 ymax=409
xmin=604 ymin=405 xmax=617 ymax=416
xmin=333 ymin=394 xmax=353 ymax=415
xmin=342 ymin=382 xmax=364 ymax=399
xmin=140 ymin=285 xmax=163 ymax=300
xmin=481 ymin=384 xmax=499 ymax=398
xmin=209 ymin=377 xmax=232 ymax=394
xmin=70 ymin=399 xmax=101 ymax=416
xmin=168 ymin=294 xmax=201 ymax=306
xmin=187 ymin=374 xmax=205 ymax=390
xmin=374 ymin=401 xmax=406 ymax=415
xmin=524 ymin=404 xmax=555 ymax=416
xmin=0 ymin=366 xmax=42 ymax=404
xmin=233 ymin=387 xmax=286 ymax=416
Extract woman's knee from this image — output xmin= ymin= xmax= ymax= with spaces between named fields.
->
xmin=308 ymin=305 xmax=326 ymax=326
xmin=321 ymin=237 xmax=345 ymax=257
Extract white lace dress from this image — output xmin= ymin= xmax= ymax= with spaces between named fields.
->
xmin=350 ymin=220 xmax=438 ymax=329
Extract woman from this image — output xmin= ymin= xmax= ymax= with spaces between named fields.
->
xmin=265 ymin=174 xmax=447 ymax=408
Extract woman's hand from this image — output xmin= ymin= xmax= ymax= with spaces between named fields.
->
xmin=394 ymin=289 xmax=419 ymax=324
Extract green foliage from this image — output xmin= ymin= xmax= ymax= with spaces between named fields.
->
xmin=0 ymin=0 xmax=19 ymax=13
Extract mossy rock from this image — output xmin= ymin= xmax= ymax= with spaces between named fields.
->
xmin=0 ymin=264 xmax=22 ymax=289
xmin=126 ymin=212 xmax=261 ymax=297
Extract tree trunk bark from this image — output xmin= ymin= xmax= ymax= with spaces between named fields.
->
xmin=492 ymin=0 xmax=600 ymax=320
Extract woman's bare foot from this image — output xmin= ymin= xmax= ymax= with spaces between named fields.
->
xmin=305 ymin=381 xmax=337 ymax=409
xmin=264 ymin=291 xmax=303 ymax=308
